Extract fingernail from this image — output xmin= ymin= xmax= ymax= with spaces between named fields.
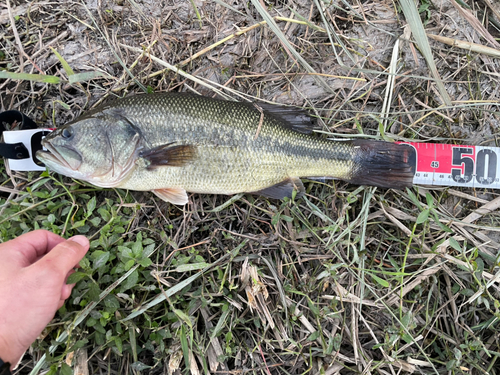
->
xmin=68 ymin=235 xmax=90 ymax=248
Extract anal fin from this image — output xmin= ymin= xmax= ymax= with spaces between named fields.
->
xmin=253 ymin=177 xmax=305 ymax=199
xmin=153 ymin=188 xmax=189 ymax=205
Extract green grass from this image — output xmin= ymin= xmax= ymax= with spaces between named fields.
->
xmin=3 ymin=169 xmax=499 ymax=374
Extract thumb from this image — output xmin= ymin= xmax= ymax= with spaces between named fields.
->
xmin=34 ymin=236 xmax=89 ymax=278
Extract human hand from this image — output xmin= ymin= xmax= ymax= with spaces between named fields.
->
xmin=0 ymin=230 xmax=89 ymax=368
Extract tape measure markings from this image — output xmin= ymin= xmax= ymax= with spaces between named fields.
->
xmin=399 ymin=142 xmax=499 ymax=189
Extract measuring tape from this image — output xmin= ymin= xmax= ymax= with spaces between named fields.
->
xmin=400 ymin=142 xmax=499 ymax=189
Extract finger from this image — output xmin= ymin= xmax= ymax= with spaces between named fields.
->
xmin=32 ymin=236 xmax=90 ymax=280
xmin=0 ymin=230 xmax=65 ymax=267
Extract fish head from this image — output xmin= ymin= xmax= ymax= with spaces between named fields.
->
xmin=37 ymin=110 xmax=142 ymax=187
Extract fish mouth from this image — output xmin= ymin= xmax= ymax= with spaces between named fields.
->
xmin=37 ymin=141 xmax=82 ymax=171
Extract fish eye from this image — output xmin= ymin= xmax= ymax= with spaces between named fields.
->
xmin=61 ymin=126 xmax=74 ymax=140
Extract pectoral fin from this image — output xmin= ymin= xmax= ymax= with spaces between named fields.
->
xmin=140 ymin=143 xmax=196 ymax=169
xmin=253 ymin=177 xmax=305 ymax=199
xmin=153 ymin=188 xmax=189 ymax=205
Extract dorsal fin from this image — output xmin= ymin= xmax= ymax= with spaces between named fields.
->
xmin=254 ymin=103 xmax=315 ymax=134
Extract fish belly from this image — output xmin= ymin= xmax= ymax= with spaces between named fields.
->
xmin=118 ymin=145 xmax=291 ymax=194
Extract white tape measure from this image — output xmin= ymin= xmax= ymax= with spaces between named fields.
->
xmin=399 ymin=142 xmax=499 ymax=189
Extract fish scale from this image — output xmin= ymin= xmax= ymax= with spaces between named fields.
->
xmin=100 ymin=94 xmax=354 ymax=192
xmin=37 ymin=92 xmax=415 ymax=205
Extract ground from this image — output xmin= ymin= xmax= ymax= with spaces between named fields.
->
xmin=1 ymin=0 xmax=500 ymax=374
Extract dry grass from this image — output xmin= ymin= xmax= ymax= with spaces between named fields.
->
xmin=1 ymin=0 xmax=500 ymax=374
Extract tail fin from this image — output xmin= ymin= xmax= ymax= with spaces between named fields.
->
xmin=348 ymin=140 xmax=416 ymax=189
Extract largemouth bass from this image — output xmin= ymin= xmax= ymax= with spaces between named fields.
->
xmin=37 ymin=93 xmax=415 ymax=205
